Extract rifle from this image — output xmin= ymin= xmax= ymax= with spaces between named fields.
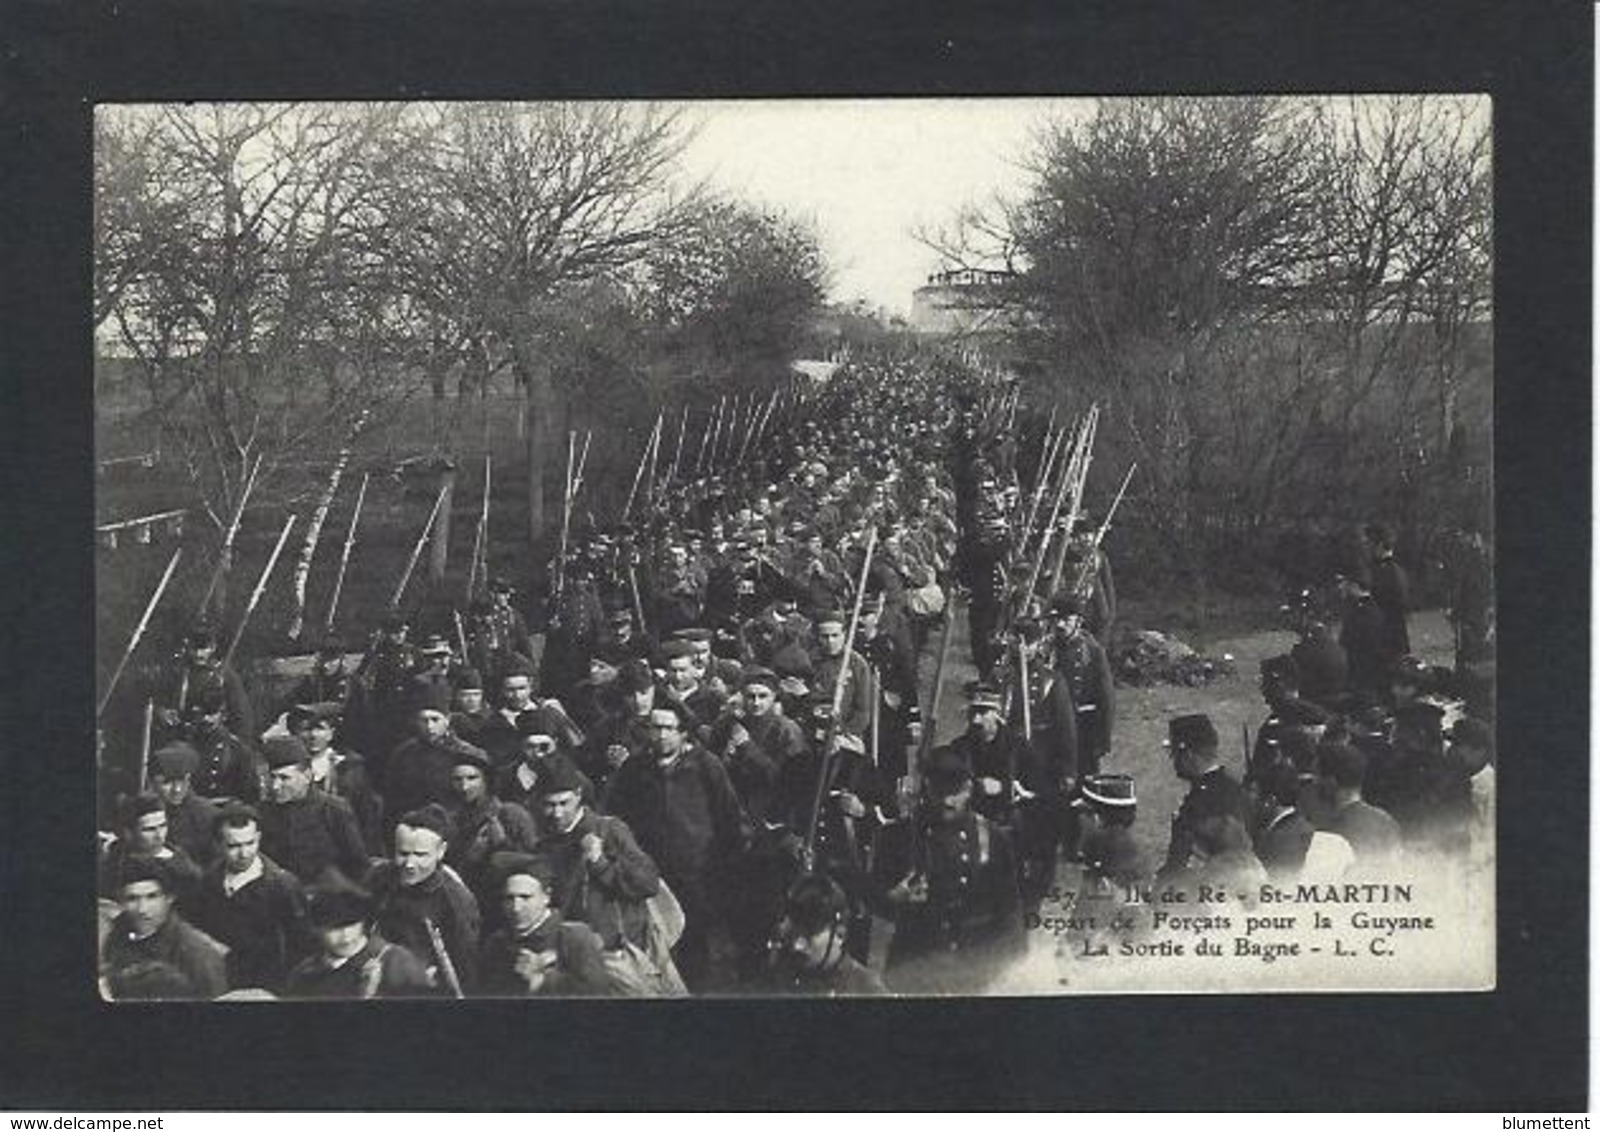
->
xmin=1067 ymin=463 xmax=1136 ymax=599
xmin=197 ymin=452 xmax=264 ymax=617
xmin=98 ymin=546 xmax=182 ymax=717
xmin=390 ymin=484 xmax=449 ymax=612
xmin=693 ymin=403 xmax=715 ymax=475
xmin=705 ymin=396 xmax=726 ymax=474
xmin=423 ymin=916 xmax=465 ymax=998
xmin=643 ymin=409 xmax=664 ymax=512
xmin=800 ymin=527 xmax=877 ymax=874
xmin=554 ymin=431 xmax=578 ymax=605
xmin=137 ymin=698 xmax=155 ymax=792
xmin=465 ymin=456 xmax=491 ymax=603
xmin=453 ymin=609 xmax=471 ymax=667
xmin=621 ymin=415 xmax=662 ymax=523
xmin=901 ymin=562 xmax=958 ymax=886
xmin=668 ymin=403 xmax=689 ymax=486
xmin=324 ymin=471 xmax=369 ymax=632
xmin=222 ymin=513 xmax=297 ymax=670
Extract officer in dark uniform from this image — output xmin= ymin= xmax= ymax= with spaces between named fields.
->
xmin=1157 ymin=714 xmax=1249 ymax=883
xmin=147 ymin=742 xmax=220 ymax=867
xmin=1047 ymin=592 xmax=1115 ymax=779
xmin=1285 ymin=591 xmax=1349 ymax=709
xmin=181 ymin=686 xmax=262 ymax=804
xmin=957 ymin=511 xmax=1010 ymax=680
xmin=1366 ymin=522 xmax=1412 ymax=665
xmin=879 ymin=745 xmax=1025 ymax=993
xmin=1336 ymin=572 xmax=1389 ymax=705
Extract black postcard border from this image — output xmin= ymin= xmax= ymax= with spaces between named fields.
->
xmin=2 ymin=0 xmax=1589 ymax=1111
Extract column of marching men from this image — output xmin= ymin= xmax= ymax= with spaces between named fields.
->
xmin=97 ymin=351 xmax=1496 ymax=1000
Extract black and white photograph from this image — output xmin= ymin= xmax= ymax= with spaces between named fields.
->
xmin=88 ymin=94 xmax=1499 ymax=1001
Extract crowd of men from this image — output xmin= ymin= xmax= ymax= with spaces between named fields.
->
xmin=96 ymin=352 xmax=1496 ymax=1000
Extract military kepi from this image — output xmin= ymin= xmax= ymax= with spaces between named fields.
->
xmin=1167 ymin=713 xmax=1218 ymax=753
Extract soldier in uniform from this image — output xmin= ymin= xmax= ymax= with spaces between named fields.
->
xmin=283 ymin=633 xmax=354 ymax=713
xmin=1285 ymin=591 xmax=1349 ymax=709
xmin=258 ymin=735 xmax=371 ymax=886
xmin=157 ymin=621 xmax=256 ymax=745
xmin=342 ymin=613 xmax=420 ymax=777
xmin=879 ymin=745 xmax=1025 ymax=993
xmin=1157 ymin=714 xmax=1250 ymax=883
xmin=181 ymin=686 xmax=262 ymax=804
xmin=1335 ymin=571 xmax=1389 ymax=705
xmin=1047 ymin=592 xmax=1115 ymax=780
xmin=767 ymin=873 xmax=888 ymax=996
xmin=284 ymin=877 xmax=434 ymax=999
xmin=957 ymin=512 xmax=1010 ymax=680
xmin=147 ymin=742 xmax=219 ymax=867
xmin=1366 ymin=522 xmax=1412 ymax=665
xmin=383 ymin=679 xmax=489 ymax=828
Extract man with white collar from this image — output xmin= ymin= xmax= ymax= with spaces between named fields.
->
xmin=189 ymin=802 xmax=307 ymax=992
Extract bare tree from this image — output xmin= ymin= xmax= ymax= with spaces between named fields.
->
xmin=98 ymin=103 xmax=427 ymax=615
xmin=398 ymin=103 xmax=699 ymax=553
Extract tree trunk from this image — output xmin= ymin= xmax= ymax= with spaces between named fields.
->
xmin=429 ymin=461 xmax=456 ymax=585
xmin=509 ymin=318 xmax=556 ymax=561
xmin=286 ymin=411 xmax=368 ymax=642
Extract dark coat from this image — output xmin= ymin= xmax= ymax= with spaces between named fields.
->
xmin=383 ymin=734 xmax=480 ymax=829
xmin=187 ymin=725 xmax=262 ymax=805
xmin=283 ymin=933 xmax=434 ymax=998
xmin=1293 ymin=625 xmax=1349 ymax=706
xmin=188 ymin=855 xmax=307 ymax=991
xmin=365 ymin=861 xmax=483 ymax=992
xmin=1339 ymin=596 xmax=1389 ymax=700
xmin=1370 ymin=554 xmax=1412 ymax=662
xmin=164 ymin=792 xmax=220 ymax=867
xmin=1160 ymin=766 xmax=1250 ymax=877
xmin=602 ymin=744 xmax=747 ymax=892
xmin=259 ymin=791 xmax=371 ymax=885
xmin=479 ymin=912 xmax=613 ymax=996
xmin=102 ymin=912 xmax=229 ymax=999
xmin=881 ymin=811 xmax=1025 ymax=986
xmin=1055 ymin=631 xmax=1115 ymax=770
xmin=533 ymin=809 xmax=661 ymax=950
xmin=320 ymin=750 xmax=385 ymax=857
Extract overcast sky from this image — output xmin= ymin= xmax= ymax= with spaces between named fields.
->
xmin=672 ymin=99 xmax=1092 ymax=317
